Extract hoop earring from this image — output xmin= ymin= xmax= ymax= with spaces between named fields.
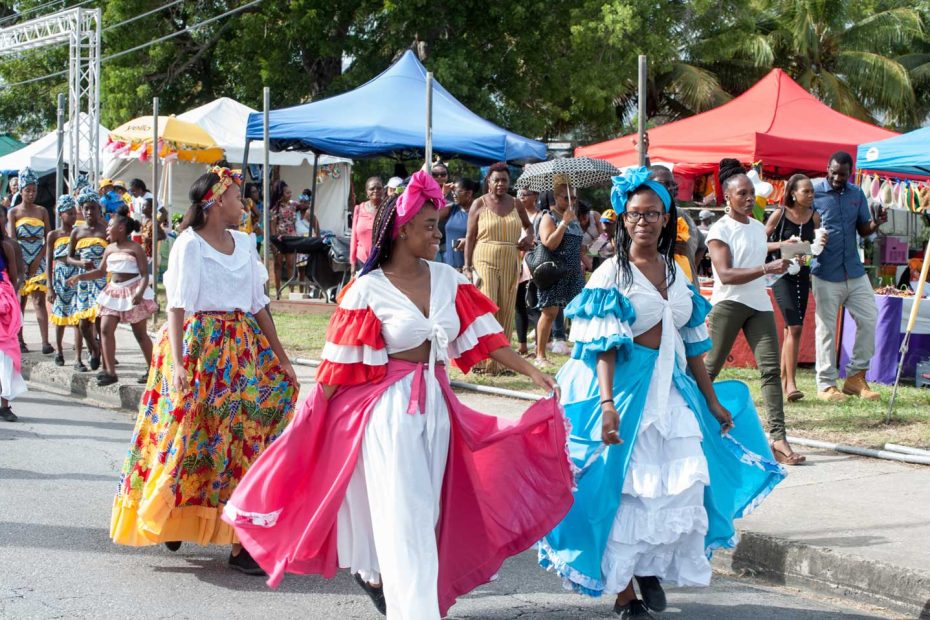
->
xmin=724 ymin=199 xmax=731 ymax=214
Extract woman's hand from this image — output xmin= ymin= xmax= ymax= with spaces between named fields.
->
xmin=281 ymin=359 xmax=298 ymax=384
xmin=66 ymin=276 xmax=79 ymax=287
xmin=47 ymin=290 xmax=56 ymax=304
xmin=530 ymin=369 xmax=560 ymax=397
xmin=172 ymin=366 xmax=191 ymax=395
xmin=601 ymin=403 xmax=622 ymax=445
xmin=710 ymin=402 xmax=734 ymax=434
xmin=132 ymin=289 xmax=144 ymax=306
xmin=82 ymin=259 xmax=95 ymax=270
xmin=517 ymin=236 xmax=535 ymax=252
xmin=765 ymin=258 xmax=790 ymax=275
xmin=561 ymin=206 xmax=577 ymax=224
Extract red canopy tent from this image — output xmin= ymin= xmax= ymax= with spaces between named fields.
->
xmin=577 ymin=68 xmax=898 ymax=180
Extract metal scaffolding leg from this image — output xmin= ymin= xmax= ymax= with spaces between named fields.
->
xmin=0 ymin=7 xmax=101 ymax=190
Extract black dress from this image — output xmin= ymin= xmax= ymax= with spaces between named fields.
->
xmin=769 ymin=209 xmax=815 ymax=326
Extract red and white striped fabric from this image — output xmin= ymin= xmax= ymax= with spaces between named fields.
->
xmin=316 ymin=263 xmax=511 ymax=386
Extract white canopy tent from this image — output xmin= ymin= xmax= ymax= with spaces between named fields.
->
xmin=103 ymin=97 xmax=353 ymax=235
xmin=0 ymin=113 xmax=110 ymax=178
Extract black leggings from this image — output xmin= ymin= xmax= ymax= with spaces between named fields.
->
xmin=516 ymin=281 xmax=540 ymax=344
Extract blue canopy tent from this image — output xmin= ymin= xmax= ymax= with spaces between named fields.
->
xmin=244 ymin=50 xmax=546 ymax=164
xmin=857 ymin=127 xmax=930 ymax=177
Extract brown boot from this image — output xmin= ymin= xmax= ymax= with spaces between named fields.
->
xmin=842 ymin=371 xmax=881 ymax=400
xmin=817 ymin=386 xmax=847 ymax=402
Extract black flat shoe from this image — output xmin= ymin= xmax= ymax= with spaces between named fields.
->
xmin=164 ymin=541 xmax=182 ymax=552
xmin=137 ymin=374 xmax=149 ymax=384
xmin=0 ymin=407 xmax=17 ymax=422
xmin=19 ymin=342 xmax=28 ymax=353
xmin=54 ymin=354 xmax=65 ymax=366
xmin=635 ymin=575 xmax=667 ymax=612
xmin=97 ymin=374 xmax=118 ymax=387
xmin=353 ymin=573 xmax=387 ymax=616
xmin=228 ymin=549 xmax=266 ymax=576
xmin=74 ymin=361 xmax=89 ymax=372
xmin=614 ymin=599 xmax=654 ymax=619
xmin=41 ymin=344 xmax=55 ymax=355
xmin=89 ymin=355 xmax=101 ymax=371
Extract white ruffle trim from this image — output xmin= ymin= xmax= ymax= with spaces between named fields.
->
xmin=639 ymin=403 xmax=703 ymax=442
xmin=601 ymin=530 xmax=712 ymax=593
xmin=622 ymin=454 xmax=710 ymax=499
xmin=222 ymin=502 xmax=281 ymax=528
xmin=448 ymin=313 xmax=502 ymax=359
xmin=609 ymin=501 xmax=708 ymax=547
xmin=321 ymin=341 xmax=389 ymax=366
xmin=568 ymin=314 xmax=634 ymax=346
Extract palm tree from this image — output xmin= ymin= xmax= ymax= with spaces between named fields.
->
xmin=752 ymin=1 xmax=923 ymax=128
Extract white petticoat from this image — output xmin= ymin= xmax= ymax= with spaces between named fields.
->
xmin=96 ymin=275 xmax=155 ymax=312
xmin=0 ymin=350 xmax=26 ymax=401
xmin=601 ymin=370 xmax=711 ymax=593
xmin=335 ymin=370 xmax=451 ymax=620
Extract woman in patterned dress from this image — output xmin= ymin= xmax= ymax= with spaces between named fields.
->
xmin=6 ymin=167 xmax=52 ymax=354
xmin=45 ymin=195 xmax=85 ymax=369
xmin=67 ymin=188 xmax=107 ymax=371
xmin=110 ymin=167 xmax=297 ymax=576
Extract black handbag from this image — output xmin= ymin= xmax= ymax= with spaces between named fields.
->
xmin=525 ymin=211 xmax=565 ymax=290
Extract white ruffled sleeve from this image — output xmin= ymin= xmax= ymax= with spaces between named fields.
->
xmin=164 ymin=230 xmax=202 ymax=311
xmin=248 ymin=239 xmax=270 ymax=314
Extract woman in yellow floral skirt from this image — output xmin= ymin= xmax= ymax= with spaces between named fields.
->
xmin=110 ymin=168 xmax=298 ymax=575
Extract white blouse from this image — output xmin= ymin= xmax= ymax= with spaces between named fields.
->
xmin=164 ymin=229 xmax=269 ymax=314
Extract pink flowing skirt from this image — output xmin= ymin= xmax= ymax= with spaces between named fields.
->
xmin=223 ymin=359 xmax=574 ymax=617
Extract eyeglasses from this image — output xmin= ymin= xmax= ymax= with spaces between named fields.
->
xmin=432 ymin=171 xmax=448 ymax=178
xmin=623 ymin=211 xmax=663 ymax=223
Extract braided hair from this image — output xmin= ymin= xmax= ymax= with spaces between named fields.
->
xmin=613 ymin=186 xmax=678 ymax=291
xmin=718 ymin=158 xmax=748 ymax=193
xmin=357 ymin=193 xmax=401 ymax=277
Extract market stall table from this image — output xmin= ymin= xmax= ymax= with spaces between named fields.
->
xmin=700 ymin=287 xmax=816 ymax=368
xmin=839 ymin=294 xmax=930 ymax=385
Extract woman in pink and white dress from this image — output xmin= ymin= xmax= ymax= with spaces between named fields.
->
xmin=224 ymin=170 xmax=574 ymax=620
xmin=68 ymin=207 xmax=156 ymax=386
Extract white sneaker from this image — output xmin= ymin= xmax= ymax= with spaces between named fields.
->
xmin=550 ymin=340 xmax=571 ymax=355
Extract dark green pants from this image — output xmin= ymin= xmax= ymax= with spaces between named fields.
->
xmin=704 ymin=300 xmax=785 ymax=441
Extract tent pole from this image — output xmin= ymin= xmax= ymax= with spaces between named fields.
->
xmin=262 ymin=87 xmax=271 ymax=287
xmin=310 ymin=152 xmax=319 ymax=237
xmin=242 ymin=138 xmax=251 ymax=182
xmin=55 ymin=92 xmax=65 ymax=227
xmin=151 ymin=100 xmax=160 ymax=327
xmin=425 ymin=72 xmax=433 ymax=168
xmin=637 ymin=55 xmax=648 ymax=167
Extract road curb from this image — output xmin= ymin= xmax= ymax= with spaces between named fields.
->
xmin=20 ymin=354 xmax=144 ymax=413
xmin=713 ymin=531 xmax=930 ymax=619
xmin=18 ymin=353 xmax=928 ymax=619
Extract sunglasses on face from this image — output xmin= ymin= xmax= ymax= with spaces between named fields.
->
xmin=623 ymin=211 xmax=663 ymax=223
xmin=432 ymin=172 xmax=448 ymax=178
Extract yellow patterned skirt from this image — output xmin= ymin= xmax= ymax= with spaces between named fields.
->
xmin=110 ymin=311 xmax=297 ymax=546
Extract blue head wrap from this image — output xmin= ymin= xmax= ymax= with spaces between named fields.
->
xmin=56 ymin=194 xmax=76 ymax=214
xmin=72 ymin=174 xmax=90 ymax=194
xmin=610 ymin=166 xmax=672 ymax=214
xmin=77 ymin=187 xmax=99 ymax=207
xmin=18 ymin=167 xmax=38 ymax=187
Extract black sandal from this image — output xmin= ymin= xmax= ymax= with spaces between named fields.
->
xmin=353 ymin=573 xmax=387 ymax=616
xmin=164 ymin=541 xmax=182 ymax=552
xmin=54 ymin=354 xmax=65 ymax=366
xmin=97 ymin=374 xmax=118 ymax=387
xmin=614 ymin=599 xmax=655 ymax=619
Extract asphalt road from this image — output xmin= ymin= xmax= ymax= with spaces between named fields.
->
xmin=0 ymin=390 xmax=895 ymax=620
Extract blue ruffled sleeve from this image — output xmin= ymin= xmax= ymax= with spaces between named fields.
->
xmin=681 ymin=283 xmax=712 ymax=357
xmin=565 ymin=286 xmax=636 ymax=363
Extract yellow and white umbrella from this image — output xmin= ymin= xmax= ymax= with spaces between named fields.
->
xmin=106 ymin=115 xmax=224 ymax=163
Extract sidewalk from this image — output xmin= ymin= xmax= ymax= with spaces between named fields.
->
xmin=14 ymin=312 xmax=930 ymax=619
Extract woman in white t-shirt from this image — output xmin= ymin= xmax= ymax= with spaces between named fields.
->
xmin=703 ymin=162 xmax=805 ymax=465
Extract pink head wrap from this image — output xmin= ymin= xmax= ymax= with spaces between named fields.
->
xmin=392 ymin=170 xmax=445 ymax=238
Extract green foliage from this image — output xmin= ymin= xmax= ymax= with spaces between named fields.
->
xmin=0 ymin=0 xmax=928 ymax=151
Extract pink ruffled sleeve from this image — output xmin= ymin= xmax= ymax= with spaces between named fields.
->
xmin=448 ymin=279 xmax=509 ymax=374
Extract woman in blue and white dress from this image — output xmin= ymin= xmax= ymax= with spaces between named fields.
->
xmin=538 ymin=167 xmax=785 ymax=620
